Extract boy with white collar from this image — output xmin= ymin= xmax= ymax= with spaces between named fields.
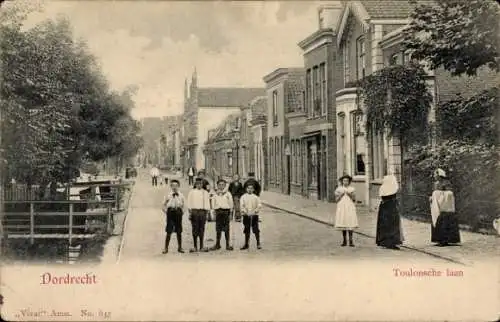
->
xmin=239 ymin=184 xmax=262 ymax=250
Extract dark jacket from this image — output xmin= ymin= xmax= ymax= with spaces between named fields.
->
xmin=243 ymin=178 xmax=261 ymax=196
xmin=228 ymin=180 xmax=245 ymax=198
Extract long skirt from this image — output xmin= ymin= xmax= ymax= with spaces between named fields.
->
xmin=431 ymin=211 xmax=461 ymax=244
xmin=376 ymin=194 xmax=403 ymax=247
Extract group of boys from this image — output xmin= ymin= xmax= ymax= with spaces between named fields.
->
xmin=161 ymin=171 xmax=262 ymax=254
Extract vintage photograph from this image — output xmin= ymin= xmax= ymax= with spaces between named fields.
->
xmin=0 ymin=0 xmax=498 ymax=320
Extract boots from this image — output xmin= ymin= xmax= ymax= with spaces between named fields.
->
xmin=211 ymin=232 xmax=222 ymax=251
xmin=177 ymin=233 xmax=184 ymax=253
xmin=224 ymin=231 xmax=233 ymax=250
xmin=255 ymin=232 xmax=261 ymax=249
xmin=240 ymin=233 xmax=250 ymax=250
xmin=163 ymin=234 xmax=171 ymax=254
xmin=190 ymin=235 xmax=198 ymax=253
xmin=348 ymin=230 xmax=354 ymax=247
xmin=341 ymin=230 xmax=347 ymax=247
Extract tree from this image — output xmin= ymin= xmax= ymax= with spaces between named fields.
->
xmin=404 ymin=0 xmax=500 ymax=76
xmin=1 ymin=12 xmax=143 ymax=185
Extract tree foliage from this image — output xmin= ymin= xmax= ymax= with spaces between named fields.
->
xmin=437 ymin=86 xmax=498 ymax=145
xmin=361 ymin=63 xmax=433 ymax=146
xmin=407 ymin=140 xmax=500 ymax=231
xmin=404 ymin=0 xmax=500 ymax=76
xmin=1 ymin=10 xmax=143 ymax=185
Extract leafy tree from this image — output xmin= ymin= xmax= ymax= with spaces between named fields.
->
xmin=404 ymin=0 xmax=500 ymax=76
xmin=1 ymin=11 xmax=143 ymax=185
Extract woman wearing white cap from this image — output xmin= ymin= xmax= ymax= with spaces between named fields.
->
xmin=376 ymin=175 xmax=403 ymax=250
xmin=430 ymin=170 xmax=460 ymax=246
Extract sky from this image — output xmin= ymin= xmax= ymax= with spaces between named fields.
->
xmin=14 ymin=0 xmax=338 ymax=119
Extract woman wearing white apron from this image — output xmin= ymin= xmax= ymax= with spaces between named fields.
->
xmin=334 ymin=175 xmax=358 ymax=247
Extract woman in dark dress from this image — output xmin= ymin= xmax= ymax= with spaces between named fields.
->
xmin=376 ymin=175 xmax=404 ymax=250
xmin=430 ymin=179 xmax=460 ymax=246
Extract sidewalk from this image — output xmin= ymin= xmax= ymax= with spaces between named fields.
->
xmin=260 ymin=190 xmax=499 ymax=264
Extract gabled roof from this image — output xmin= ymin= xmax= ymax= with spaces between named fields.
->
xmin=336 ymin=1 xmax=435 ymax=46
xmin=197 ymin=87 xmax=265 ymax=108
xmin=249 ymin=96 xmax=267 ymax=117
xmin=361 ymin=0 xmax=434 ymax=19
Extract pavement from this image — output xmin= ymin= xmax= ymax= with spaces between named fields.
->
xmin=117 ymin=171 xmax=498 ymax=265
xmin=260 ymin=190 xmax=500 ymax=265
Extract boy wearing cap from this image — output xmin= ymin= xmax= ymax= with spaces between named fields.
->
xmin=161 ymin=179 xmax=185 ymax=254
xmin=210 ymin=179 xmax=234 ymax=251
xmin=187 ymin=177 xmax=210 ymax=252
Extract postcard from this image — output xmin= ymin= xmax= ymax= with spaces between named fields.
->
xmin=1 ymin=0 xmax=499 ymax=321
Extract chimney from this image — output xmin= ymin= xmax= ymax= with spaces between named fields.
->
xmin=318 ymin=2 xmax=344 ymax=31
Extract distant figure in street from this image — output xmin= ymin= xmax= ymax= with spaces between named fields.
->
xmin=187 ymin=166 xmax=196 ymax=185
xmin=228 ymin=174 xmax=245 ymax=221
xmin=210 ymin=179 xmax=234 ymax=251
xmin=430 ymin=176 xmax=460 ymax=247
xmin=162 ymin=179 xmax=185 ymax=254
xmin=376 ymin=175 xmax=404 ymax=250
xmin=240 ymin=184 xmax=262 ymax=250
xmin=196 ymin=169 xmax=211 ymax=191
xmin=187 ymin=177 xmax=210 ymax=253
xmin=243 ymin=172 xmax=261 ymax=196
xmin=334 ymin=175 xmax=358 ymax=247
xmin=151 ymin=166 xmax=160 ymax=186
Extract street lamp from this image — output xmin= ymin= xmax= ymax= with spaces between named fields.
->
xmin=232 ymin=131 xmax=240 ymax=175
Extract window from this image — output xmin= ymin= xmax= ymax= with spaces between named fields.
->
xmin=370 ymin=130 xmax=388 ymax=180
xmin=275 ymin=138 xmax=280 ymax=184
xmin=351 ymin=111 xmax=366 ymax=175
xmin=272 ymin=90 xmax=278 ymax=126
xmin=291 ymin=141 xmax=295 ymax=184
xmin=302 ymin=90 xmax=306 ymax=112
xmin=356 ymin=37 xmax=366 ymax=80
xmin=338 ymin=113 xmax=346 ymax=175
xmin=313 ymin=66 xmax=320 ymax=117
xmin=270 ymin=138 xmax=274 ymax=183
xmin=320 ymin=63 xmax=327 ymax=116
xmin=389 ymin=53 xmax=399 ymax=66
xmin=343 ymin=44 xmax=350 ymax=86
xmin=306 ymin=69 xmax=312 ymax=118
xmin=227 ymin=152 xmax=233 ymax=168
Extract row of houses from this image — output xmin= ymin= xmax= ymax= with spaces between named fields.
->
xmin=185 ymin=0 xmax=499 ymax=209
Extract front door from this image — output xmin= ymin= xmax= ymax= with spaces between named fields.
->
xmin=307 ymin=139 xmax=319 ymax=200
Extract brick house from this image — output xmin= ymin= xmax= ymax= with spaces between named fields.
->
xmin=249 ymin=97 xmax=268 ymax=189
xmin=263 ymin=68 xmax=304 ymax=195
xmin=297 ymin=3 xmax=343 ymax=202
xmin=181 ymin=68 xmax=264 ymax=173
xmin=203 ymin=113 xmax=241 ymax=180
xmin=284 ymin=72 xmax=306 ymax=197
xmin=335 ymin=0 xmax=500 ymax=209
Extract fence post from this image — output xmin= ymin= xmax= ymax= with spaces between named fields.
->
xmin=69 ymin=203 xmax=73 ymax=246
xmin=106 ymin=205 xmax=112 ymax=234
xmin=30 ymin=202 xmax=35 ymax=245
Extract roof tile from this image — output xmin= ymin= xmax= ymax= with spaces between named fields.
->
xmin=360 ymin=0 xmax=435 ymax=19
xmin=197 ymin=88 xmax=265 ymax=108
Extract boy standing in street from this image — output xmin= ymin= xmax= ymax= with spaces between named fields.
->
xmin=228 ymin=174 xmax=245 ymax=221
xmin=187 ymin=177 xmax=210 ymax=252
xmin=240 ymin=184 xmax=262 ymax=250
xmin=210 ymin=179 xmax=234 ymax=251
xmin=161 ymin=179 xmax=185 ymax=254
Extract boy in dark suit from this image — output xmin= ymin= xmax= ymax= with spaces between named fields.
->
xmin=162 ymin=179 xmax=185 ymax=254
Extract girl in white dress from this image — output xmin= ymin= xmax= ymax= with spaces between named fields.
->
xmin=334 ymin=175 xmax=358 ymax=247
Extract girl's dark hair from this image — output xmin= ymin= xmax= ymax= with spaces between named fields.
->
xmin=217 ymin=179 xmax=226 ymax=184
xmin=170 ymin=179 xmax=180 ymax=185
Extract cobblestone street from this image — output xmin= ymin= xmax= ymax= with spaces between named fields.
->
xmin=118 ymin=171 xmax=487 ymax=264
